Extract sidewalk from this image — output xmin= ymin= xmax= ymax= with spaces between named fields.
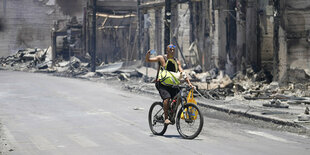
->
xmin=130 ymin=82 xmax=310 ymax=134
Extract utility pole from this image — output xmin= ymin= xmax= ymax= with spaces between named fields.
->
xmin=164 ymin=0 xmax=171 ymax=52
xmin=137 ymin=0 xmax=142 ymax=60
xmin=91 ymin=0 xmax=97 ymax=72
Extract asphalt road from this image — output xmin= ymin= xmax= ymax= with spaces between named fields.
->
xmin=0 ymin=70 xmax=309 ymax=155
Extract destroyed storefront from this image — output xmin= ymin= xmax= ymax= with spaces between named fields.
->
xmin=93 ymin=0 xmax=138 ymax=64
xmin=0 ymin=0 xmax=72 ymax=58
xmin=49 ymin=0 xmax=138 ymax=65
xmin=96 ymin=0 xmax=138 ymax=64
xmin=139 ymin=0 xmax=310 ymax=85
xmin=275 ymin=0 xmax=310 ymax=84
xmin=51 ymin=17 xmax=84 ymax=62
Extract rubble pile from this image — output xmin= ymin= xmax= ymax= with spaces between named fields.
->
xmin=0 ymin=47 xmax=91 ymax=77
xmin=52 ymin=56 xmax=91 ymax=78
xmin=185 ymin=66 xmax=310 ymax=103
xmin=186 ymin=68 xmax=235 ymax=100
xmin=0 ymin=48 xmax=145 ymax=80
xmin=0 ymin=48 xmax=50 ymax=72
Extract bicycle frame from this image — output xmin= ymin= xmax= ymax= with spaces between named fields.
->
xmin=149 ymin=85 xmax=203 ymax=139
xmin=168 ymin=87 xmax=189 ymax=124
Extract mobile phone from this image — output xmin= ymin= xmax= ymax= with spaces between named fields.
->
xmin=150 ymin=49 xmax=156 ymax=55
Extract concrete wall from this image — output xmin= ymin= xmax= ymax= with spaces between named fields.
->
xmin=258 ymin=0 xmax=274 ymax=74
xmin=284 ymin=0 xmax=310 ymax=71
xmin=277 ymin=0 xmax=310 ymax=83
xmin=177 ymin=3 xmax=190 ymax=65
xmin=0 ymin=0 xmax=72 ymax=57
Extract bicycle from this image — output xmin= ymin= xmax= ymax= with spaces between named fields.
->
xmin=148 ymin=85 xmax=204 ymax=139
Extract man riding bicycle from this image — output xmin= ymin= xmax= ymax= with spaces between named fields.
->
xmin=145 ymin=44 xmax=194 ymax=125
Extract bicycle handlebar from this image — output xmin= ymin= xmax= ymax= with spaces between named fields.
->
xmin=172 ymin=85 xmax=193 ymax=90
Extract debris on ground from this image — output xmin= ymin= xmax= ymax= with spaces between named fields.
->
xmin=305 ymin=107 xmax=309 ymax=115
xmin=262 ymin=99 xmax=289 ymax=108
xmin=298 ymin=114 xmax=310 ymax=122
xmin=2 ymin=49 xmax=310 ymax=106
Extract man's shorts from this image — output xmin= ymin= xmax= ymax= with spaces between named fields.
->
xmin=155 ymin=81 xmax=180 ymax=100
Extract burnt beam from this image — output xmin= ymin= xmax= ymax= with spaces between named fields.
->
xmin=139 ymin=0 xmax=188 ymax=10
xmin=164 ymin=0 xmax=171 ymax=51
xmin=91 ymin=0 xmax=97 ymax=72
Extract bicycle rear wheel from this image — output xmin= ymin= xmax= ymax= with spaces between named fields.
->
xmin=176 ymin=103 xmax=204 ymax=139
xmin=148 ymin=102 xmax=168 ymax=135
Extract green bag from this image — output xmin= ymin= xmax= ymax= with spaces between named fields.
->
xmin=158 ymin=67 xmax=180 ymax=86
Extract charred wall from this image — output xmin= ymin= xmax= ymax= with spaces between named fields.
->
xmin=258 ymin=0 xmax=275 ymax=75
xmin=93 ymin=0 xmax=137 ymax=64
xmin=0 ymin=17 xmax=4 ymax=32
xmin=56 ymin=0 xmax=84 ymax=16
xmin=277 ymin=0 xmax=310 ymax=83
xmin=0 ymin=0 xmax=85 ymax=58
xmin=139 ymin=0 xmax=310 ymax=85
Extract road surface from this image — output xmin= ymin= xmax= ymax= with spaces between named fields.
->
xmin=0 ymin=70 xmax=309 ymax=154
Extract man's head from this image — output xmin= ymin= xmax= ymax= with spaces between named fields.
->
xmin=166 ymin=44 xmax=176 ymax=55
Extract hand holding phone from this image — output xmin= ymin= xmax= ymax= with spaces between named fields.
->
xmin=150 ymin=49 xmax=156 ymax=55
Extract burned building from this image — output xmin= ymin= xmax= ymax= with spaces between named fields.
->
xmin=0 ymin=0 xmax=84 ymax=58
xmin=88 ymin=0 xmax=138 ymax=64
xmin=138 ymin=0 xmax=310 ymax=84
xmin=1 ymin=0 xmax=309 ymax=85
xmin=275 ymin=0 xmax=310 ymax=83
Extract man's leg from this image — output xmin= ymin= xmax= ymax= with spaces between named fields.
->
xmin=163 ymin=98 xmax=171 ymax=124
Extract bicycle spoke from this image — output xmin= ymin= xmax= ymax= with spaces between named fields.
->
xmin=148 ymin=102 xmax=168 ymax=135
xmin=176 ymin=103 xmax=204 ymax=139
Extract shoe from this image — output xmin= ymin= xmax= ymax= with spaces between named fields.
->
xmin=164 ymin=119 xmax=172 ymax=124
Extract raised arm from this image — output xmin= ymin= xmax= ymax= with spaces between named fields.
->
xmin=145 ymin=50 xmax=165 ymax=65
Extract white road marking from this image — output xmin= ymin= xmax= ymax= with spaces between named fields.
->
xmin=29 ymin=135 xmax=56 ymax=150
xmin=86 ymin=109 xmax=111 ymax=115
xmin=2 ymin=126 xmax=34 ymax=154
xmin=0 ymin=91 xmax=10 ymax=98
xmin=28 ymin=113 xmax=53 ymax=120
xmin=109 ymin=113 xmax=138 ymax=126
xmin=68 ymin=134 xmax=99 ymax=147
xmin=110 ymin=132 xmax=139 ymax=145
xmin=245 ymin=130 xmax=290 ymax=143
xmin=2 ymin=126 xmax=17 ymax=143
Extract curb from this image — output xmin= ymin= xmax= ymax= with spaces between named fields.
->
xmin=132 ymin=86 xmax=308 ymax=130
xmin=197 ymin=102 xmax=305 ymax=129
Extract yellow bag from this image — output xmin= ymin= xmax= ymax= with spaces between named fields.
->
xmin=181 ymin=89 xmax=198 ymax=120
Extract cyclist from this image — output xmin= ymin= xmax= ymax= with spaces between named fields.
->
xmin=145 ymin=44 xmax=194 ymax=124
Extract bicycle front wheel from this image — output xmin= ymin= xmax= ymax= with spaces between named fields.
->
xmin=148 ymin=102 xmax=168 ymax=135
xmin=176 ymin=103 xmax=204 ymax=139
